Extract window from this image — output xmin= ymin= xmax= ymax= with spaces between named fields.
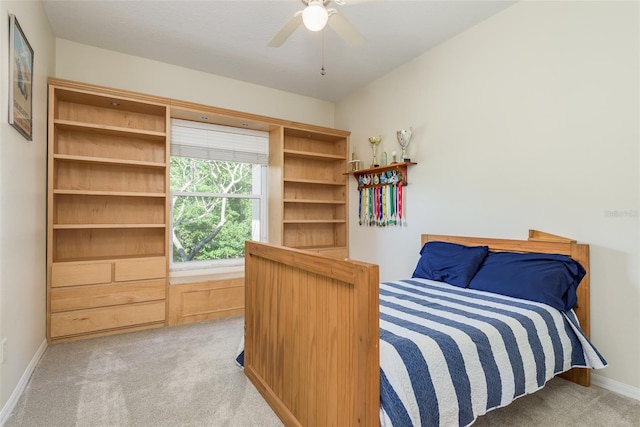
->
xmin=170 ymin=119 xmax=268 ymax=272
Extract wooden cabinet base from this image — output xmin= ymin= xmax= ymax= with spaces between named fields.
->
xmin=50 ymin=300 xmax=166 ymax=342
xmin=168 ymin=277 xmax=244 ymax=325
xmin=49 ymin=323 xmax=165 ymax=344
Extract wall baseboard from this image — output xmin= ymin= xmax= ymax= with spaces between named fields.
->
xmin=0 ymin=339 xmax=47 ymax=426
xmin=592 ymin=373 xmax=640 ymax=401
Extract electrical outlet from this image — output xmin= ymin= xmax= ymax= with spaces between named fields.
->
xmin=1 ymin=338 xmax=6 ymax=364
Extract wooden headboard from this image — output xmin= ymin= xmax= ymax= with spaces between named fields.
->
xmin=422 ymin=229 xmax=591 ymax=386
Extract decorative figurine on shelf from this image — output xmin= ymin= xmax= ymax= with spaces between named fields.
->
xmin=368 ymin=136 xmax=381 ymax=167
xmin=391 ymin=151 xmax=397 ymax=163
xmin=396 ymin=127 xmax=413 ymax=162
xmin=348 ymin=151 xmax=360 ymax=172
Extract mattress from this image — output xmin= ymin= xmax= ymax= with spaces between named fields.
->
xmin=378 ymin=278 xmax=607 ymax=427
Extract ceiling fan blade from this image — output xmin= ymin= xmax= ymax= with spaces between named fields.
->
xmin=327 ymin=11 xmax=365 ymax=48
xmin=268 ymin=12 xmax=303 ymax=47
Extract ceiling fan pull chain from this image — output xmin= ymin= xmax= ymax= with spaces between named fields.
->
xmin=320 ymin=28 xmax=327 ymax=76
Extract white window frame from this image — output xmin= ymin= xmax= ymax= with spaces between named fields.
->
xmin=169 ymin=119 xmax=268 ymax=277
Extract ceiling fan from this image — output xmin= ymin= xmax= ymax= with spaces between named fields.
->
xmin=268 ymin=0 xmax=367 ymax=48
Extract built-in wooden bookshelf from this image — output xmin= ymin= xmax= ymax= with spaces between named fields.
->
xmin=46 ymin=79 xmax=352 ymax=343
xmin=47 ymin=79 xmax=171 ymax=342
xmin=270 ymin=127 xmax=350 ymax=258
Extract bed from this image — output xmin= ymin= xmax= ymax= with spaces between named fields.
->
xmin=241 ymin=230 xmax=607 ymax=426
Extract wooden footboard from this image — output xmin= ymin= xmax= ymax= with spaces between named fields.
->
xmin=244 ymin=241 xmax=380 ymax=426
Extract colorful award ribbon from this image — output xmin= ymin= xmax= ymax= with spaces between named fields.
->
xmin=397 ymin=182 xmax=403 ymax=226
xmin=356 ymin=170 xmax=407 ymax=227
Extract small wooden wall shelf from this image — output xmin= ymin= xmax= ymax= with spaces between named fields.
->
xmin=345 ymin=162 xmax=417 ymax=189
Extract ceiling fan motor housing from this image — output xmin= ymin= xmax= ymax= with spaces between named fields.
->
xmin=302 ymin=0 xmax=329 ymax=31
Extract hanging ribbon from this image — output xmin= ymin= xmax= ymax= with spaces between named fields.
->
xmin=356 ymin=169 xmax=408 ymax=227
xmin=372 ymin=186 xmax=376 ymax=226
xmin=369 ymin=187 xmax=375 ymax=226
xmin=387 ymin=183 xmax=393 ymax=226
xmin=397 ymin=182 xmax=403 ymax=226
xmin=378 ymin=185 xmax=383 ymax=226
xmin=382 ymin=184 xmax=387 ymax=226
xmin=358 ymin=187 xmax=363 ymax=225
xmin=383 ymin=185 xmax=387 ymax=226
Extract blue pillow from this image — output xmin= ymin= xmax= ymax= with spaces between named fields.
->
xmin=412 ymin=241 xmax=489 ymax=288
xmin=468 ymin=251 xmax=586 ymax=311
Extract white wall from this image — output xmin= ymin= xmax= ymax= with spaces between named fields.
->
xmin=337 ymin=1 xmax=639 ymax=392
xmin=54 ymin=39 xmax=336 ymax=129
xmin=0 ymin=0 xmax=54 ymax=416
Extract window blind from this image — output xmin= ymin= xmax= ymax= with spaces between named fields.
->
xmin=171 ymin=119 xmax=269 ymax=165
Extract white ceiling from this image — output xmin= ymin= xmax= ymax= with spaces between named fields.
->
xmin=42 ymin=0 xmax=517 ymax=102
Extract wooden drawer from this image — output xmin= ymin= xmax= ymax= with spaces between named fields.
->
xmin=51 ymin=262 xmax=112 ymax=287
xmin=181 ymin=284 xmax=244 ymax=316
xmin=50 ymin=279 xmax=166 ymax=312
xmin=50 ymin=301 xmax=166 ymax=338
xmin=115 ymin=257 xmax=166 ymax=282
xmin=168 ymin=277 xmax=244 ymax=325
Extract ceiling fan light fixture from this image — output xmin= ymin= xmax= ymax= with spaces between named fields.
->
xmin=302 ymin=1 xmax=329 ymax=32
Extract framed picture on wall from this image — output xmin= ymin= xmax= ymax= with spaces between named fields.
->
xmin=9 ymin=14 xmax=34 ymax=141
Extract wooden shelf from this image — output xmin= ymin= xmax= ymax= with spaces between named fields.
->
xmin=283 ymin=178 xmax=345 ymax=186
xmin=345 ymin=162 xmax=417 ymax=188
xmin=53 ymin=253 xmax=167 ymax=263
xmin=283 ymin=219 xmax=346 ymax=224
xmin=53 ymin=190 xmax=166 ymax=197
xmin=53 ymin=224 xmax=166 ymax=229
xmin=54 ymin=119 xmax=166 ymax=141
xmin=291 ymin=245 xmax=349 ymax=252
xmin=53 ymin=86 xmax=167 ymax=116
xmin=284 ymin=149 xmax=346 ymax=161
xmin=54 ymin=154 xmax=166 ymax=169
xmin=52 ymin=254 xmax=166 ymax=263
xmin=284 ymin=199 xmax=346 ymax=204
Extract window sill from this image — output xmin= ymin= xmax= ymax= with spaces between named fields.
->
xmin=169 ymin=266 xmax=244 ymax=285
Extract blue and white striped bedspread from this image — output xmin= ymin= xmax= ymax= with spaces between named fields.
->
xmin=379 ymin=278 xmax=607 ymax=427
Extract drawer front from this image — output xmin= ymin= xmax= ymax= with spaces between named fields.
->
xmin=168 ymin=277 xmax=244 ymax=325
xmin=51 ymin=262 xmax=112 ymax=287
xmin=51 ymin=279 xmax=166 ymax=312
xmin=181 ymin=284 xmax=245 ymax=317
xmin=115 ymin=257 xmax=166 ymax=282
xmin=50 ymin=301 xmax=166 ymax=338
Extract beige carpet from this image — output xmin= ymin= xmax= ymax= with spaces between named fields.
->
xmin=6 ymin=317 xmax=282 ymax=427
xmin=6 ymin=316 xmax=640 ymax=426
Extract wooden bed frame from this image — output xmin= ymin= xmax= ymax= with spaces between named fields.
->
xmin=243 ymin=230 xmax=591 ymax=426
